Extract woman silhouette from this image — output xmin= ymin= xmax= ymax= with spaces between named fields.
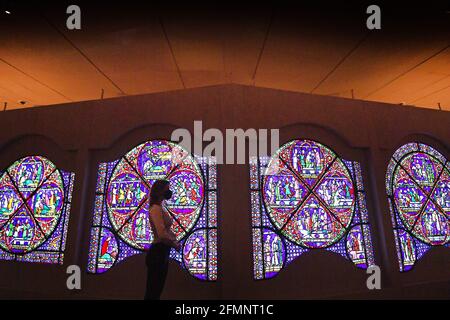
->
xmin=144 ymin=179 xmax=181 ymax=300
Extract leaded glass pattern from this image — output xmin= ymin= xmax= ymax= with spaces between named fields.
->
xmin=250 ymin=139 xmax=375 ymax=279
xmin=87 ymin=140 xmax=218 ymax=281
xmin=0 ymin=156 xmax=74 ymax=264
xmin=386 ymin=142 xmax=449 ymax=271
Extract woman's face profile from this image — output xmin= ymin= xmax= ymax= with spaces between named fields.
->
xmin=163 ymin=183 xmax=173 ymax=200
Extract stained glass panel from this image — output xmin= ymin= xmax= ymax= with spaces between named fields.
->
xmin=250 ymin=139 xmax=375 ymax=279
xmin=386 ymin=142 xmax=449 ymax=271
xmin=0 ymin=156 xmax=74 ymax=264
xmin=87 ymin=140 xmax=218 ymax=281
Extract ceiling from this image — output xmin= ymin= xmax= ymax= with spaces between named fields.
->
xmin=0 ymin=1 xmax=449 ymax=111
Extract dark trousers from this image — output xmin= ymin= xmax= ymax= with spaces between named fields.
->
xmin=144 ymin=242 xmax=171 ymax=300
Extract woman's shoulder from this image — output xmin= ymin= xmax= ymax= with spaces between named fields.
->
xmin=149 ymin=203 xmax=163 ymax=212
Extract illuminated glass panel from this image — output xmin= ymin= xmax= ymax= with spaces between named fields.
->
xmin=250 ymin=139 xmax=375 ymax=279
xmin=386 ymin=142 xmax=449 ymax=271
xmin=87 ymin=140 xmax=218 ymax=281
xmin=0 ymin=156 xmax=74 ymax=264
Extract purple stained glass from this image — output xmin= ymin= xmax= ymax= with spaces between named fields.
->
xmin=0 ymin=156 xmax=74 ymax=264
xmin=395 ymin=229 xmax=417 ymax=271
xmin=165 ymin=169 xmax=204 ymax=236
xmin=87 ymin=140 xmax=218 ymax=281
xmin=346 ymin=225 xmax=368 ymax=269
xmin=282 ymin=196 xmax=345 ymax=248
xmin=261 ymin=228 xmax=285 ymax=279
xmin=96 ymin=227 xmax=119 ymax=273
xmin=386 ymin=142 xmax=450 ymax=271
xmin=250 ymin=139 xmax=375 ymax=280
xmin=183 ymin=229 xmax=208 ymax=280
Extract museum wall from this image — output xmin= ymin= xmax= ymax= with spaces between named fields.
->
xmin=0 ymin=84 xmax=448 ymax=299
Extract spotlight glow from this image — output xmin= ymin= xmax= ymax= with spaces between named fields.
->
xmin=5 ymin=10 xmax=11 ymax=14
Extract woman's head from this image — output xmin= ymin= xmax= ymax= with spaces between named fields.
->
xmin=149 ymin=179 xmax=172 ymax=206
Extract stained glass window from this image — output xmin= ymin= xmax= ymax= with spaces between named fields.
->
xmin=250 ymin=139 xmax=375 ymax=279
xmin=386 ymin=142 xmax=449 ymax=271
xmin=0 ymin=156 xmax=74 ymax=264
xmin=87 ymin=140 xmax=218 ymax=281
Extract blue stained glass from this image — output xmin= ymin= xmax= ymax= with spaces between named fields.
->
xmin=249 ymin=139 xmax=375 ymax=279
xmin=87 ymin=140 xmax=218 ymax=281
xmin=0 ymin=156 xmax=74 ymax=264
xmin=386 ymin=142 xmax=449 ymax=271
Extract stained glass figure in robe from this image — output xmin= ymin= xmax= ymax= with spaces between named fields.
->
xmin=88 ymin=140 xmax=218 ymax=281
xmin=0 ymin=156 xmax=74 ymax=264
xmin=386 ymin=142 xmax=449 ymax=271
xmin=250 ymin=139 xmax=375 ymax=279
